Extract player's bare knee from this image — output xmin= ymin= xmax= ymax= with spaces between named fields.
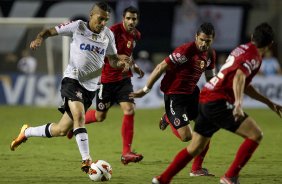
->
xmin=247 ymin=130 xmax=263 ymax=143
xmin=53 ymin=127 xmax=68 ymax=136
xmin=60 ymin=130 xmax=68 ymax=136
xmin=253 ymin=131 xmax=263 ymax=142
xmin=123 ymin=108 xmax=135 ymax=115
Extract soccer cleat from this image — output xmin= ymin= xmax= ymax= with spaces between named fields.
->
xmin=152 ymin=176 xmax=170 ymax=184
xmin=152 ymin=176 xmax=161 ymax=184
xmin=67 ymin=129 xmax=74 ymax=139
xmin=190 ymin=168 xmax=215 ymax=176
xmin=121 ymin=152 xmax=143 ymax=165
xmin=81 ymin=159 xmax=92 ymax=174
xmin=220 ymin=175 xmax=240 ymax=184
xmin=159 ymin=115 xmax=169 ymax=130
xmin=10 ymin=124 xmax=29 ymax=151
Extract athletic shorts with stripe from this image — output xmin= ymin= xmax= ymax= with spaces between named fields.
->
xmin=164 ymin=86 xmax=200 ymax=130
xmin=96 ymin=78 xmax=134 ymax=112
xmin=58 ymin=77 xmax=96 ymax=119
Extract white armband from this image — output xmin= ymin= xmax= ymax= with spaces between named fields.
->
xmin=131 ymin=63 xmax=138 ymax=70
xmin=143 ymin=86 xmax=151 ymax=93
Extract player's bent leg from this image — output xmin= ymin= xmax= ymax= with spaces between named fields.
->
xmin=69 ymin=101 xmax=92 ymax=173
xmin=187 ymin=132 xmax=211 ymax=157
xmin=188 ymin=132 xmax=213 ymax=176
xmin=190 ymin=141 xmax=214 ymax=177
xmin=222 ymin=117 xmax=261 ymax=181
xmin=51 ymin=113 xmax=73 ymax=136
xmin=164 ymin=112 xmax=191 ymax=142
xmin=67 ymin=110 xmax=107 ymax=140
xmin=155 ymin=133 xmax=210 ymax=183
xmin=10 ymin=124 xmax=29 ymax=151
xmin=10 ymin=114 xmax=73 ymax=151
xmin=235 ymin=116 xmax=263 ymax=143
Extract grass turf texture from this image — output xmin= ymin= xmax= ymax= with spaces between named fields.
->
xmin=0 ymin=106 xmax=282 ymax=184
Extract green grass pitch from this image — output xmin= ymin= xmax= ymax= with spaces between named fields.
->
xmin=0 ymin=106 xmax=282 ymax=184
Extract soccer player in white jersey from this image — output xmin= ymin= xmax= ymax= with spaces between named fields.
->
xmin=10 ymin=1 xmax=130 ymax=174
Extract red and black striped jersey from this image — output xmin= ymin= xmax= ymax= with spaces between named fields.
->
xmin=160 ymin=42 xmax=216 ymax=95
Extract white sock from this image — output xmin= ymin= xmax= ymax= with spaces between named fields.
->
xmin=74 ymin=128 xmax=91 ymax=160
xmin=24 ymin=123 xmax=52 ymax=138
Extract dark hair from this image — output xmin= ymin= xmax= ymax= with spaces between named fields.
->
xmin=94 ymin=1 xmax=111 ymax=13
xmin=197 ymin=22 xmax=215 ymax=37
xmin=252 ymin=22 xmax=274 ymax=48
xmin=123 ymin=6 xmax=139 ymax=18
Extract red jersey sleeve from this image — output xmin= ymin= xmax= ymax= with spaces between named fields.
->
xmin=165 ymin=44 xmax=189 ymax=67
xmin=231 ymin=45 xmax=261 ymax=77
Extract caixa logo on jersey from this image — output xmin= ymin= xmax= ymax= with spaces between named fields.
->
xmin=80 ymin=43 xmax=105 ymax=55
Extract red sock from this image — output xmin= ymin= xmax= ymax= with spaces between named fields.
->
xmin=85 ymin=110 xmax=97 ymax=124
xmin=160 ymin=148 xmax=193 ymax=183
xmin=121 ymin=114 xmax=134 ymax=155
xmin=191 ymin=141 xmax=210 ymax=171
xmin=225 ymin=138 xmax=259 ymax=177
xmin=164 ymin=115 xmax=181 ymax=140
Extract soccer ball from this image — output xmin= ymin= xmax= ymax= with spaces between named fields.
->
xmin=88 ymin=160 xmax=112 ymax=182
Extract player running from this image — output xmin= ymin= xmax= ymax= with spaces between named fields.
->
xmin=10 ymin=1 xmax=130 ymax=174
xmin=130 ymin=22 xmax=216 ymax=176
xmin=67 ymin=6 xmax=144 ymax=165
xmin=151 ymin=22 xmax=282 ymax=184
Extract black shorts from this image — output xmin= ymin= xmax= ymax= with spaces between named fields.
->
xmin=194 ymin=100 xmax=248 ymax=137
xmin=96 ymin=78 xmax=134 ymax=111
xmin=164 ymin=86 xmax=200 ymax=129
xmin=58 ymin=77 xmax=96 ymax=119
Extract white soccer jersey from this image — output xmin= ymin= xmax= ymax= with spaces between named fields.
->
xmin=55 ymin=20 xmax=117 ymax=91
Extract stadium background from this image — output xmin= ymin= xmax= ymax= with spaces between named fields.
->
xmin=0 ymin=0 xmax=281 ymax=107
xmin=1 ymin=1 xmax=282 ymax=184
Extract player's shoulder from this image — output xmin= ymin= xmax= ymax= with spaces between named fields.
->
xmin=72 ymin=19 xmax=87 ymax=27
xmin=230 ymin=43 xmax=261 ymax=67
xmin=237 ymin=42 xmax=259 ymax=59
xmin=174 ymin=42 xmax=194 ymax=53
xmin=110 ymin=23 xmax=122 ymax=32
xmin=103 ymin=26 xmax=114 ymax=36
xmin=56 ymin=19 xmax=82 ymax=30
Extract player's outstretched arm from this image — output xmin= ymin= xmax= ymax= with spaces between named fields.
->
xmin=129 ymin=60 xmax=168 ymax=98
xmin=245 ymin=85 xmax=282 ymax=118
xmin=30 ymin=27 xmax=58 ymax=50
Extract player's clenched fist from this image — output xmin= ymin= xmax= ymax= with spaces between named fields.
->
xmin=30 ymin=37 xmax=43 ymax=50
